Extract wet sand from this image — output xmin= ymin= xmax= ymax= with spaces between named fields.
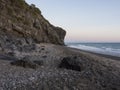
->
xmin=69 ymin=47 xmax=120 ymax=61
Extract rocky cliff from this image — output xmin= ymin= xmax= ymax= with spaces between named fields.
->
xmin=0 ymin=0 xmax=66 ymax=50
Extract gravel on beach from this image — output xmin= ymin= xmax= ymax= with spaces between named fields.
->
xmin=0 ymin=44 xmax=120 ymax=90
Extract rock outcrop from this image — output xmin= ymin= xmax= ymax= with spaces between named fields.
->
xmin=0 ymin=0 xmax=66 ymax=51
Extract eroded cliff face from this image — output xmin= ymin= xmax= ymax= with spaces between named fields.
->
xmin=0 ymin=0 xmax=66 ymax=50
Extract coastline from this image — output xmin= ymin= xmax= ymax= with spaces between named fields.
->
xmin=68 ymin=47 xmax=120 ymax=61
xmin=0 ymin=44 xmax=120 ymax=90
xmin=0 ymin=0 xmax=120 ymax=89
xmin=67 ymin=43 xmax=120 ymax=59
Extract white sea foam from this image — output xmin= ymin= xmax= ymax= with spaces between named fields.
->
xmin=69 ymin=44 xmax=120 ymax=57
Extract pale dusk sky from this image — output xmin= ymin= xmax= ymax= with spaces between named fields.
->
xmin=26 ymin=0 xmax=120 ymax=42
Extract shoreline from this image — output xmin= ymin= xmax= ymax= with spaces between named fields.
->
xmin=68 ymin=47 xmax=120 ymax=61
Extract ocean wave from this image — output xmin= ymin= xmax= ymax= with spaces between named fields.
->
xmin=69 ymin=44 xmax=120 ymax=57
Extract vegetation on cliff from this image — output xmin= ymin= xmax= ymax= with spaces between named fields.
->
xmin=0 ymin=0 xmax=66 ymax=50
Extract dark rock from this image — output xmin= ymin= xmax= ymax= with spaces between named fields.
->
xmin=59 ymin=57 xmax=81 ymax=72
xmin=33 ymin=60 xmax=43 ymax=66
xmin=10 ymin=60 xmax=38 ymax=69
xmin=41 ymin=47 xmax=45 ymax=51
xmin=111 ymin=87 xmax=117 ymax=90
xmin=10 ymin=56 xmax=44 ymax=69
xmin=42 ymin=55 xmax=47 ymax=58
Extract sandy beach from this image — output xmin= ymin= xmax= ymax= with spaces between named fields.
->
xmin=0 ymin=0 xmax=120 ymax=90
xmin=0 ymin=43 xmax=120 ymax=90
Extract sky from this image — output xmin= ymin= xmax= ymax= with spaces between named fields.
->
xmin=26 ymin=0 xmax=120 ymax=42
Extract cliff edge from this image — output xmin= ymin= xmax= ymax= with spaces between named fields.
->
xmin=0 ymin=0 xmax=66 ymax=49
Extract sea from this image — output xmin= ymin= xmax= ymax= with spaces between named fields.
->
xmin=67 ymin=43 xmax=120 ymax=57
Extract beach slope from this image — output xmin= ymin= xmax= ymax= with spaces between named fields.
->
xmin=0 ymin=44 xmax=120 ymax=90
